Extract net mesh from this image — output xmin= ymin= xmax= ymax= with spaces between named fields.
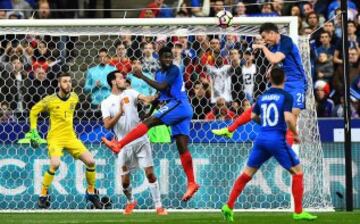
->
xmin=0 ymin=20 xmax=332 ymax=210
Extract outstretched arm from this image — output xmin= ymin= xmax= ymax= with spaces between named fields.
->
xmin=253 ymin=44 xmax=285 ymax=64
xmin=132 ymin=63 xmax=168 ymax=91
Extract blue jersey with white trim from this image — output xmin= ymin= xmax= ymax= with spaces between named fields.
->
xmin=253 ymin=88 xmax=293 ymax=137
xmin=269 ymin=35 xmax=307 ymax=84
xmin=155 ymin=64 xmax=188 ymax=102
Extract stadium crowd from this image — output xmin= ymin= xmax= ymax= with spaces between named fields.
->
xmin=1 ymin=0 xmax=360 ymax=121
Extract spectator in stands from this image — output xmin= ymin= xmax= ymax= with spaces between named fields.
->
xmin=127 ymin=60 xmax=156 ymax=97
xmin=259 ymin=2 xmax=278 ymax=16
xmin=142 ymin=9 xmax=156 ymax=18
xmin=191 ymin=81 xmax=211 ymax=119
xmin=32 ymin=40 xmax=53 ymax=66
xmin=306 ymin=12 xmax=320 ymax=32
xmin=315 ymin=80 xmax=334 ymax=117
xmin=322 ymin=21 xmax=338 ymax=45
xmin=10 ymin=0 xmax=33 ymax=18
xmin=233 ymin=2 xmax=247 ymax=17
xmin=206 ymin=56 xmax=232 ymax=103
xmin=333 ymin=48 xmax=360 ymax=102
xmin=172 ymin=41 xmax=185 ymax=73
xmin=209 ymin=0 xmax=225 ymax=17
xmin=241 ymin=50 xmax=256 ymax=103
xmin=110 ymin=41 xmax=132 ymax=75
xmin=7 ymin=11 xmax=25 ymax=19
xmin=24 ymin=66 xmax=56 ymax=109
xmin=316 ymin=31 xmax=335 ymax=58
xmin=201 ymin=37 xmax=223 ymax=66
xmin=84 ymin=48 xmax=116 ymax=109
xmin=272 ymin=0 xmax=284 ymax=16
xmin=0 ymin=101 xmax=15 ymax=122
xmin=327 ymin=0 xmax=358 ymax=20
xmin=141 ymin=42 xmax=160 ymax=76
xmin=0 ymin=10 xmax=6 ymax=19
xmin=333 ymin=20 xmax=360 ymax=66
xmin=333 ymin=96 xmax=360 ymax=118
xmin=228 ymin=48 xmax=244 ymax=102
xmin=34 ymin=0 xmax=52 ymax=19
xmin=176 ymin=0 xmax=192 ymax=17
xmin=1 ymin=42 xmax=31 ymax=72
xmin=189 ymin=0 xmax=210 ymax=17
xmin=290 ymin=4 xmax=301 ymax=17
xmin=220 ymin=34 xmax=241 ymax=58
xmin=315 ymin=52 xmax=334 ymax=83
xmin=192 ymin=34 xmax=210 ymax=59
xmin=0 ymin=56 xmax=27 ymax=111
xmin=139 ymin=0 xmax=173 ymax=18
xmin=302 ymin=2 xmax=315 ymax=18
xmin=205 ymin=97 xmax=236 ymax=120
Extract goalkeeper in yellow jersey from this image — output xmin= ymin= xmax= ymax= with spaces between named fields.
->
xmin=26 ymin=73 xmax=102 ymax=209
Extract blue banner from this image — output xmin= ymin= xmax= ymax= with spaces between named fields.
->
xmin=0 ymin=143 xmax=359 ymax=209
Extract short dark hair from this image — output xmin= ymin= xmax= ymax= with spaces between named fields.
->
xmin=107 ymin=70 xmax=120 ymax=87
xmin=158 ymin=46 xmax=172 ymax=57
xmin=99 ymin=48 xmax=108 ymax=54
xmin=57 ymin=73 xmax=71 ymax=80
xmin=270 ymin=67 xmax=285 ymax=85
xmin=259 ymin=22 xmax=279 ymax=34
xmin=114 ymin=40 xmax=126 ymax=49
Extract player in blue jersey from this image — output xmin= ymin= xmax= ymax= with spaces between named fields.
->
xmin=103 ymin=46 xmax=200 ymax=201
xmin=220 ymin=68 xmax=317 ymax=222
xmin=213 ymin=23 xmax=306 ymax=146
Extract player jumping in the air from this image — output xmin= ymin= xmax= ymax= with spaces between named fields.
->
xmin=220 ymin=68 xmax=317 ymax=222
xmin=25 ymin=73 xmax=102 ymax=209
xmin=101 ymin=70 xmax=167 ymax=215
xmin=103 ymin=47 xmax=200 ymax=201
xmin=213 ymin=22 xmax=306 ymax=146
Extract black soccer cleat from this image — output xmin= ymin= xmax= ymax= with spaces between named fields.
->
xmin=38 ymin=195 xmax=50 ymax=209
xmin=85 ymin=188 xmax=103 ymax=209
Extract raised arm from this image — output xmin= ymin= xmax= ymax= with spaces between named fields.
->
xmin=132 ymin=63 xmax=168 ymax=91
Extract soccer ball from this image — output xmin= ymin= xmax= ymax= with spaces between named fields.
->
xmin=216 ymin=10 xmax=233 ymax=28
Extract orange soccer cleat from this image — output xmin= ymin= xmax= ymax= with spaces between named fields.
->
xmin=123 ymin=200 xmax=137 ymax=215
xmin=101 ymin=137 xmax=122 ymax=154
xmin=156 ymin=207 xmax=168 ymax=215
xmin=181 ymin=182 xmax=200 ymax=201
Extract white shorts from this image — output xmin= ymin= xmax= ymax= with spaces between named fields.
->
xmin=117 ymin=140 xmax=153 ymax=175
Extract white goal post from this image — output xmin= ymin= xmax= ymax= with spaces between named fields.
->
xmin=0 ymin=16 xmax=333 ymax=212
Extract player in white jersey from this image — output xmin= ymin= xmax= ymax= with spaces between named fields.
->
xmin=101 ymin=70 xmax=167 ymax=215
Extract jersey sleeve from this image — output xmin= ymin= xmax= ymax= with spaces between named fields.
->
xmin=283 ymin=93 xmax=293 ymax=112
xmin=165 ymin=65 xmax=180 ymax=86
xmin=279 ymin=36 xmax=293 ymax=56
xmin=100 ymin=99 xmax=111 ymax=119
xmin=253 ymin=100 xmax=261 ymax=116
xmin=30 ymin=97 xmax=48 ymax=130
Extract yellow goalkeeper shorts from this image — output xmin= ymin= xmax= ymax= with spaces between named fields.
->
xmin=48 ymin=138 xmax=88 ymax=159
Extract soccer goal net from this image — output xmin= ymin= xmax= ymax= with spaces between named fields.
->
xmin=0 ymin=17 xmax=333 ymax=211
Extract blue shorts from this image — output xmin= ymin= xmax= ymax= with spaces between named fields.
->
xmin=247 ymin=138 xmax=300 ymax=170
xmin=284 ymin=81 xmax=306 ymax=110
xmin=154 ymin=100 xmax=193 ymax=137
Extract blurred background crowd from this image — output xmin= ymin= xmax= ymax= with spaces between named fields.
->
xmin=1 ymin=0 xmax=360 ymax=122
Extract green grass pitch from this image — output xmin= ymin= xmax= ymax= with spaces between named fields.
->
xmin=1 ymin=212 xmax=360 ymax=224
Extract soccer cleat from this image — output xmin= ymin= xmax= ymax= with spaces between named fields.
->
xmin=101 ymin=137 xmax=122 ymax=154
xmin=123 ymin=200 xmax=137 ymax=215
xmin=221 ymin=204 xmax=234 ymax=222
xmin=156 ymin=207 xmax=168 ymax=215
xmin=211 ymin=128 xmax=234 ymax=139
xmin=38 ymin=195 xmax=51 ymax=209
xmin=85 ymin=188 xmax=103 ymax=209
xmin=292 ymin=211 xmax=318 ymax=221
xmin=181 ymin=182 xmax=200 ymax=201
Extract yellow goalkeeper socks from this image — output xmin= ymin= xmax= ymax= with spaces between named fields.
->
xmin=86 ymin=165 xmax=96 ymax=194
xmin=41 ymin=167 xmax=56 ymax=196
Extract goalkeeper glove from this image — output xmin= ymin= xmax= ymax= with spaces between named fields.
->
xmin=211 ymin=127 xmax=234 ymax=139
xmin=18 ymin=129 xmax=47 ymax=148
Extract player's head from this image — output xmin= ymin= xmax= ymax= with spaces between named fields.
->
xmin=269 ymin=67 xmax=285 ymax=86
xmin=158 ymin=46 xmax=173 ymax=69
xmin=107 ymin=70 xmax=127 ymax=91
xmin=259 ymin=22 xmax=279 ymax=45
xmin=57 ymin=73 xmax=72 ymax=94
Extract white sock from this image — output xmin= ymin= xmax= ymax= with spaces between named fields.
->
xmin=123 ymin=185 xmax=134 ymax=203
xmin=148 ymin=180 xmax=162 ymax=208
